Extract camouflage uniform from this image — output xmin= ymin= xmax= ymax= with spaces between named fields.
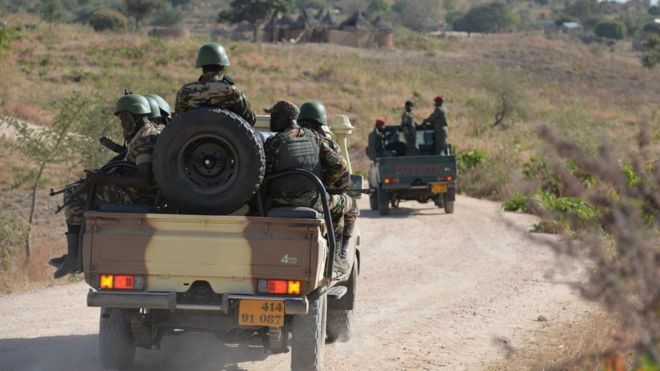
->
xmin=175 ymin=72 xmax=256 ymax=125
xmin=64 ymin=121 xmax=161 ymax=225
xmin=422 ymin=105 xmax=449 ymax=154
xmin=264 ymin=127 xmax=351 ymax=243
xmin=400 ymin=110 xmax=417 ymax=154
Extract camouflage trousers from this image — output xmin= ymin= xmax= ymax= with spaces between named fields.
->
xmin=64 ymin=183 xmax=146 ymax=225
xmin=329 ymin=193 xmax=359 ymax=244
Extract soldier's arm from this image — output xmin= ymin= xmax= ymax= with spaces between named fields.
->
xmin=174 ymin=88 xmax=187 ymax=114
xmin=319 ymin=137 xmax=350 ymax=192
xmin=88 ymin=134 xmax=158 ymax=189
xmin=235 ymin=92 xmax=256 ymax=126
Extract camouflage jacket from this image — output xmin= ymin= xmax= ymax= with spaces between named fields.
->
xmin=175 ymin=72 xmax=256 ymax=125
xmin=124 ymin=121 xmax=161 ymax=166
xmin=422 ymin=106 xmax=448 ymax=128
xmin=264 ymin=127 xmax=349 ymax=211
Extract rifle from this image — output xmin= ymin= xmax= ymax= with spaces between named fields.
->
xmin=50 ymin=176 xmax=91 ymax=214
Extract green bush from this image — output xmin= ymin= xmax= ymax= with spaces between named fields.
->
xmin=456 ymin=149 xmax=488 ymax=174
xmin=534 ymin=191 xmax=598 ymax=230
xmin=0 ymin=27 xmax=21 ymax=60
xmin=503 ymin=192 xmax=528 ymax=212
xmin=89 ymin=9 xmax=128 ymax=32
xmin=0 ymin=211 xmax=30 ymax=270
xmin=452 ymin=2 xmax=516 ymax=33
xmin=594 ymin=20 xmax=626 ymax=40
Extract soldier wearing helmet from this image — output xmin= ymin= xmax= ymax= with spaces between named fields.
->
xmin=145 ymin=94 xmax=173 ymax=127
xmin=50 ymin=94 xmax=161 ymax=278
xmin=175 ymin=42 xmax=256 ymax=125
xmin=297 ymin=100 xmax=359 ymax=272
xmin=421 ymin=95 xmax=449 ymax=155
xmin=366 ymin=119 xmax=387 ymax=161
xmin=400 ymin=100 xmax=418 ymax=155
xmin=264 ymin=101 xmax=357 ymax=273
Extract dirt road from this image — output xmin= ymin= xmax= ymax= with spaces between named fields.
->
xmin=0 ymin=196 xmax=590 ymax=370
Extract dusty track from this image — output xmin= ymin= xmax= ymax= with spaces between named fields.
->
xmin=0 ymin=196 xmax=590 ymax=370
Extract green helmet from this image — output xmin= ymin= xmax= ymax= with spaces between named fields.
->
xmin=144 ymin=96 xmax=162 ymax=119
xmin=145 ymin=94 xmax=172 ymax=118
xmin=115 ymin=94 xmax=151 ymax=115
xmin=195 ymin=42 xmax=230 ymax=68
xmin=298 ymin=101 xmax=327 ymax=126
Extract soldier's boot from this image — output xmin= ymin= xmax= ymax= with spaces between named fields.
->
xmin=48 ymin=254 xmax=65 ymax=268
xmin=53 ymin=231 xmax=80 ymax=279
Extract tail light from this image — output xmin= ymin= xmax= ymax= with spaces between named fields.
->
xmin=99 ymin=274 xmax=144 ymax=290
xmin=437 ymin=175 xmax=453 ymax=182
xmin=383 ymin=177 xmax=399 ymax=184
xmin=257 ymin=279 xmax=301 ymax=295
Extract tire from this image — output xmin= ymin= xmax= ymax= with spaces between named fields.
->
xmin=290 ymin=293 xmax=327 ymax=371
xmin=326 ymin=263 xmax=357 ymax=343
xmin=153 ymin=108 xmax=265 ymax=214
xmin=444 ymin=193 xmax=454 ymax=214
xmin=369 ymin=189 xmax=378 ymax=211
xmin=378 ymin=189 xmax=390 ymax=216
xmin=99 ymin=308 xmax=136 ymax=370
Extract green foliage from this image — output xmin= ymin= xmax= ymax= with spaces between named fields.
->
xmin=456 ymin=149 xmax=488 ymax=174
xmin=0 ymin=27 xmax=21 ymax=60
xmin=89 ymin=9 xmax=128 ymax=32
xmin=151 ymin=3 xmax=184 ymax=26
xmin=0 ymin=211 xmax=30 ymax=270
xmin=367 ymin=0 xmax=389 ymax=15
xmin=503 ymin=192 xmax=528 ymax=212
xmin=534 ymin=191 xmax=598 ymax=229
xmin=122 ymin=0 xmax=162 ymax=30
xmin=39 ymin=0 xmax=66 ymax=27
xmin=594 ymin=19 xmax=626 ymax=40
xmin=453 ymin=2 xmax=516 ymax=33
xmin=563 ymin=0 xmax=598 ymax=22
xmin=641 ymin=35 xmax=660 ymax=68
xmin=218 ymin=0 xmax=292 ymax=41
xmin=392 ymin=0 xmax=443 ymax=32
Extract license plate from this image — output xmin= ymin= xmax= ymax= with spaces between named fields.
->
xmin=238 ymin=300 xmax=284 ymax=327
xmin=431 ymin=183 xmax=448 ymax=193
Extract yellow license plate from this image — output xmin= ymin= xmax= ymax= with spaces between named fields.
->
xmin=238 ymin=300 xmax=285 ymax=328
xmin=431 ymin=183 xmax=448 ymax=193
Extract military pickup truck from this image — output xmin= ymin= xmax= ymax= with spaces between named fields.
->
xmin=368 ymin=126 xmax=456 ymax=215
xmin=80 ymin=109 xmax=361 ymax=371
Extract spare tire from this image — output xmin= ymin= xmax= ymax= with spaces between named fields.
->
xmin=153 ymin=108 xmax=265 ymax=214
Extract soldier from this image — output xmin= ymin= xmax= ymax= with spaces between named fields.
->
xmin=297 ymin=100 xmax=359 ymax=263
xmin=264 ymin=100 xmax=352 ymax=275
xmin=366 ymin=119 xmax=386 ymax=160
xmin=145 ymin=94 xmax=172 ymax=127
xmin=400 ymin=100 xmax=417 ymax=154
xmin=175 ymin=42 xmax=256 ymax=125
xmin=50 ymin=94 xmax=161 ymax=278
xmin=421 ymin=95 xmax=449 ymax=155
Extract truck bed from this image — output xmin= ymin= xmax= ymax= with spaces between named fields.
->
xmin=371 ymin=155 xmax=456 ymax=189
xmin=82 ymin=211 xmax=327 ymax=296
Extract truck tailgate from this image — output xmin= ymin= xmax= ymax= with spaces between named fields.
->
xmin=82 ymin=212 xmax=327 ymax=295
xmin=377 ymin=155 xmax=456 ymax=184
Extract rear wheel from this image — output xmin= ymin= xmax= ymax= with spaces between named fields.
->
xmin=326 ymin=263 xmax=357 ymax=343
xmin=99 ymin=308 xmax=136 ymax=370
xmin=378 ymin=189 xmax=390 ymax=216
xmin=443 ymin=193 xmax=454 ymax=214
xmin=369 ymin=189 xmax=378 ymax=211
xmin=290 ymin=293 xmax=327 ymax=371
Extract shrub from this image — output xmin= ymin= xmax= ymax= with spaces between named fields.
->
xmin=456 ymin=149 xmax=488 ymax=174
xmin=0 ymin=211 xmax=30 ymax=270
xmin=594 ymin=20 xmax=626 ymax=40
xmin=453 ymin=2 xmax=516 ymax=33
xmin=89 ymin=10 xmax=128 ymax=32
xmin=641 ymin=35 xmax=660 ymax=68
xmin=503 ymin=192 xmax=528 ymax=212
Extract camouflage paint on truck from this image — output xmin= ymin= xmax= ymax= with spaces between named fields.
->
xmin=82 ymin=212 xmax=328 ymax=296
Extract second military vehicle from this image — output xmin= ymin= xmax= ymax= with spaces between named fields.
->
xmin=368 ymin=126 xmax=457 ymax=215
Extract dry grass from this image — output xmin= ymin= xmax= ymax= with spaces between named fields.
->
xmin=489 ymin=312 xmax=636 ymax=370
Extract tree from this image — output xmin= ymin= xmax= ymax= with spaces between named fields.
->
xmin=594 ymin=19 xmax=626 ymax=40
xmin=89 ymin=9 xmax=129 ymax=32
xmin=151 ymin=3 xmax=184 ymax=26
xmin=453 ymin=2 xmax=516 ymax=34
xmin=563 ymin=0 xmax=598 ymax=22
xmin=123 ymin=0 xmax=161 ymax=31
xmin=367 ymin=0 xmax=389 ymax=15
xmin=479 ymin=66 xmax=526 ymax=129
xmin=392 ymin=0 xmax=443 ymax=32
xmin=39 ymin=0 xmax=65 ymax=33
xmin=217 ymin=0 xmax=293 ymax=42
xmin=641 ymin=34 xmax=660 ymax=68
xmin=7 ymin=93 xmax=118 ymax=263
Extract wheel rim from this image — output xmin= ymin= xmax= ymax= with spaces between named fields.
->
xmin=177 ymin=134 xmax=239 ymax=195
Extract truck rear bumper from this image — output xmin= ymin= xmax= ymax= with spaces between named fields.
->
xmin=87 ymin=290 xmax=308 ymax=315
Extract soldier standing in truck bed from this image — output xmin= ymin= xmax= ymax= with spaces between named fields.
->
xmin=400 ymin=100 xmax=417 ymax=155
xmin=175 ymin=42 xmax=256 ymax=125
xmin=421 ymin=96 xmax=449 ymax=155
xmin=366 ymin=119 xmax=386 ymax=161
